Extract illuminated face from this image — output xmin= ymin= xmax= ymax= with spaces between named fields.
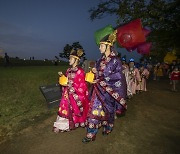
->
xmin=129 ymin=62 xmax=134 ymax=68
xmin=122 ymin=61 xmax=126 ymax=64
xmin=99 ymin=43 xmax=107 ymax=54
xmin=69 ymin=56 xmax=76 ymax=66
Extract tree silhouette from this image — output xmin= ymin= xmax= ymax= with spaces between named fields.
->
xmin=59 ymin=42 xmax=86 ymax=61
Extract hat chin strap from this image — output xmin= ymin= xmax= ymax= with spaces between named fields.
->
xmin=104 ymin=45 xmax=111 ymax=57
xmin=104 ymin=44 xmax=108 ymax=53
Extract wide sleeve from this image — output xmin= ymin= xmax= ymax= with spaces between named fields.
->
xmin=145 ymin=69 xmax=150 ymax=78
xmin=135 ymin=68 xmax=141 ymax=82
xmin=73 ymin=68 xmax=88 ymax=99
xmin=103 ymin=57 xmax=125 ymax=82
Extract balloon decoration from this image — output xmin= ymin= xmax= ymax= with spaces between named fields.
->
xmin=116 ymin=19 xmax=146 ymax=48
xmin=164 ymin=51 xmax=177 ymax=64
xmin=116 ymin=19 xmax=152 ymax=55
xmin=137 ymin=42 xmax=152 ymax=55
xmin=94 ymin=19 xmax=152 ymax=55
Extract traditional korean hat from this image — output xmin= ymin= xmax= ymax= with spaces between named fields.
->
xmin=121 ymin=57 xmax=126 ymax=61
xmin=70 ymin=48 xmax=84 ymax=60
xmin=94 ymin=25 xmax=117 ymax=46
xmin=129 ymin=58 xmax=135 ymax=63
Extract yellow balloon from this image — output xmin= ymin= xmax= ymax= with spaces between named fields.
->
xmin=164 ymin=52 xmax=177 ymax=64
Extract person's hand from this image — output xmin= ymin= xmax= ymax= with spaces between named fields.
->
xmin=91 ymin=80 xmax=97 ymax=84
xmin=91 ymin=79 xmax=99 ymax=84
xmin=92 ymin=68 xmax=97 ymax=74
xmin=58 ymin=72 xmax=63 ymax=77
xmin=137 ymin=81 xmax=142 ymax=84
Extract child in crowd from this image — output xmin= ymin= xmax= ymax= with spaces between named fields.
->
xmin=170 ymin=67 xmax=180 ymax=91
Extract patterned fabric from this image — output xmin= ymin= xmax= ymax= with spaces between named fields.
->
xmin=54 ymin=67 xmax=89 ymax=131
xmin=128 ymin=67 xmax=141 ymax=94
xmin=85 ymin=50 xmax=127 ymax=138
xmin=122 ymin=64 xmax=132 ymax=96
xmin=139 ymin=68 xmax=149 ymax=91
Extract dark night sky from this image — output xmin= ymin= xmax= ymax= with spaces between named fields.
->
xmin=0 ymin=0 xmax=141 ymax=61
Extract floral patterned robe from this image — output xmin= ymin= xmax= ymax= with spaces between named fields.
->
xmin=139 ymin=68 xmax=149 ymax=91
xmin=128 ymin=67 xmax=141 ymax=95
xmin=85 ymin=50 xmax=127 ymax=139
xmin=122 ymin=64 xmax=131 ymax=97
xmin=53 ymin=67 xmax=89 ymax=131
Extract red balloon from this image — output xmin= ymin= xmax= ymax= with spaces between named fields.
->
xmin=117 ymin=19 xmax=146 ymax=48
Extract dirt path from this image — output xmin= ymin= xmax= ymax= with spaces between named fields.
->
xmin=0 ymin=80 xmax=180 ymax=154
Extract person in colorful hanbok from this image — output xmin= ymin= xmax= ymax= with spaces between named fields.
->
xmin=53 ymin=48 xmax=89 ymax=133
xmin=121 ymin=57 xmax=132 ymax=98
xmin=128 ymin=58 xmax=141 ymax=95
xmin=139 ymin=65 xmax=150 ymax=92
xmin=82 ymin=28 xmax=127 ymax=143
xmin=170 ymin=66 xmax=180 ymax=91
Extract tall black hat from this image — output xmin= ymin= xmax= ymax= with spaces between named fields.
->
xmin=70 ymin=48 xmax=84 ymax=60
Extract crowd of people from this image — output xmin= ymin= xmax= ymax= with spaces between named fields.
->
xmin=121 ymin=58 xmax=180 ymax=94
xmin=52 ymin=25 xmax=179 ymax=143
xmin=152 ymin=60 xmax=180 ymax=91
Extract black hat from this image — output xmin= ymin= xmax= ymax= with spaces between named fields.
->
xmin=70 ymin=48 xmax=84 ymax=60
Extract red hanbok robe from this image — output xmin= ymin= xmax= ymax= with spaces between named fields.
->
xmin=53 ymin=67 xmax=89 ymax=131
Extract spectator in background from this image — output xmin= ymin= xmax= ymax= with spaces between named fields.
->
xmin=170 ymin=66 xmax=180 ymax=91
xmin=156 ymin=63 xmax=164 ymax=81
xmin=139 ymin=65 xmax=150 ymax=92
xmin=4 ymin=53 xmax=10 ymax=67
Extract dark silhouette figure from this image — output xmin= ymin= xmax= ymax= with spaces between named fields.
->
xmin=4 ymin=53 xmax=10 ymax=67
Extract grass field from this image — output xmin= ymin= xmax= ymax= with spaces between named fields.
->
xmin=0 ymin=65 xmax=68 ymax=142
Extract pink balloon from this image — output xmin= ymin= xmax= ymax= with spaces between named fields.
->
xmin=137 ymin=42 xmax=152 ymax=55
xmin=142 ymin=28 xmax=151 ymax=37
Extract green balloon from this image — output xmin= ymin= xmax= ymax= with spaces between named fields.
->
xmin=94 ymin=25 xmax=114 ymax=45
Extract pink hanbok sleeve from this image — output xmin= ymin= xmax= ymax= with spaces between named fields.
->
xmin=145 ymin=69 xmax=150 ymax=79
xmin=135 ymin=68 xmax=141 ymax=82
xmin=73 ymin=68 xmax=88 ymax=101
xmin=72 ymin=68 xmax=89 ymax=118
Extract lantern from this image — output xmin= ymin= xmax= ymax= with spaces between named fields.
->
xmin=59 ymin=75 xmax=68 ymax=86
xmin=85 ymin=71 xmax=95 ymax=83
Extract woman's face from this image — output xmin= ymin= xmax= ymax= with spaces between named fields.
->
xmin=122 ymin=61 xmax=126 ymax=65
xmin=129 ymin=62 xmax=134 ymax=68
xmin=99 ymin=43 xmax=107 ymax=54
xmin=69 ymin=56 xmax=76 ymax=66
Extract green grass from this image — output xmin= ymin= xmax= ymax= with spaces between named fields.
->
xmin=0 ymin=66 xmax=68 ymax=140
xmin=0 ymin=58 xmax=68 ymax=66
